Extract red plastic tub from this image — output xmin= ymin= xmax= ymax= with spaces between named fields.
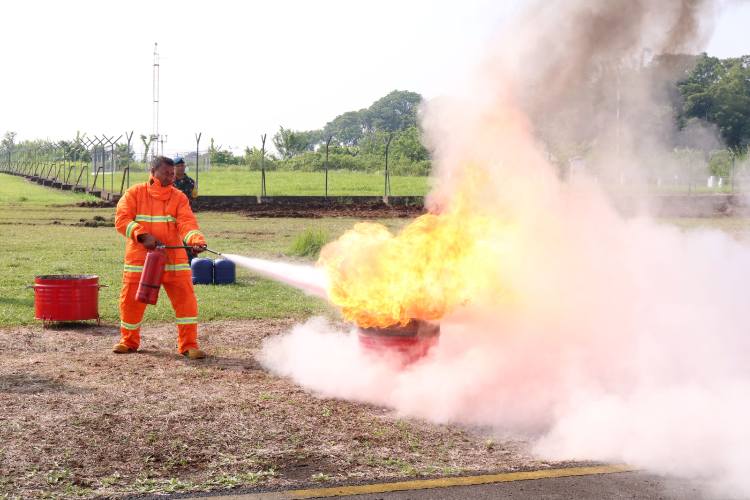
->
xmin=31 ymin=274 xmax=103 ymax=324
xmin=358 ymin=320 xmax=440 ymax=365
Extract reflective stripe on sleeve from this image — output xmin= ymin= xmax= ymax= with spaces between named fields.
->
xmin=123 ymin=264 xmax=144 ymax=273
xmin=184 ymin=229 xmax=203 ymax=243
xmin=125 ymin=221 xmax=139 ymax=239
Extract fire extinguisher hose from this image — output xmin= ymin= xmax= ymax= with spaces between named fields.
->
xmin=158 ymin=244 xmax=223 ymax=256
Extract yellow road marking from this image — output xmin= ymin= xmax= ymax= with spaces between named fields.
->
xmin=199 ymin=464 xmax=635 ymax=500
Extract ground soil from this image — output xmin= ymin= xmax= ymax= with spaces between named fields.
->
xmin=74 ymin=201 xmax=116 ymax=208
xmin=73 ymin=197 xmax=425 ymax=217
xmin=237 ymin=204 xmax=425 ymax=218
xmin=0 ymin=320 xmax=574 ymax=499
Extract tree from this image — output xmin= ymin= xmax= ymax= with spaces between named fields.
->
xmin=272 ymin=126 xmax=318 ymax=158
xmin=679 ymin=54 xmax=750 ymax=151
xmin=1 ymin=131 xmax=16 ymax=150
xmin=391 ymin=125 xmax=429 ymax=162
xmin=244 ymin=146 xmax=273 ymax=170
xmin=211 ymin=149 xmax=242 ymax=165
xmin=140 ymin=134 xmax=154 ymax=162
xmin=324 ymin=110 xmax=368 ymax=146
xmin=367 ymin=90 xmax=422 ymax=132
xmin=115 ymin=143 xmax=134 ymax=164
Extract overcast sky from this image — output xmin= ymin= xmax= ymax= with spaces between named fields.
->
xmin=1 ymin=0 xmax=748 ymax=155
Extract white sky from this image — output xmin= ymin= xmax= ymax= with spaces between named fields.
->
xmin=1 ymin=0 xmax=748 ymax=155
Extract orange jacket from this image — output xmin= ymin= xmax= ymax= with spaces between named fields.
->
xmin=115 ymin=176 xmax=207 ymax=282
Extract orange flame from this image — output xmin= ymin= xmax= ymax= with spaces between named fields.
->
xmin=317 ymin=198 xmax=508 ymax=328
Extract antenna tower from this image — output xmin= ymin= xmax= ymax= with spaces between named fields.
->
xmin=152 ymin=42 xmax=160 ymax=156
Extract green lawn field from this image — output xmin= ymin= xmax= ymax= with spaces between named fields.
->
xmin=0 ymin=173 xmax=410 ymax=327
xmin=21 ymin=164 xmax=431 ymax=196
xmin=13 ymin=162 xmax=744 ymax=196
xmin=3 ymin=172 xmax=750 ymax=499
xmin=3 ymin=173 xmax=750 ymax=328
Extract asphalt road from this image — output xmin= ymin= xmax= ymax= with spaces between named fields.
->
xmin=332 ymin=472 xmax=710 ymax=500
xmin=189 ymin=471 xmax=723 ymax=500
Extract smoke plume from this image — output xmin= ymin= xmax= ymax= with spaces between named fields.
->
xmin=261 ymin=0 xmax=750 ymax=496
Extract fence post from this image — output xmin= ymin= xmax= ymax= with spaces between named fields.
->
xmin=122 ymin=131 xmax=134 ymax=194
xmin=384 ymin=132 xmax=393 ymax=198
xmin=260 ymin=133 xmax=267 ymax=197
xmin=324 ymin=136 xmax=332 ymax=198
xmin=195 ymin=132 xmax=202 ymax=193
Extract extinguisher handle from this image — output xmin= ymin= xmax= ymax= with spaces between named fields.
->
xmin=98 ymin=284 xmax=109 ymax=288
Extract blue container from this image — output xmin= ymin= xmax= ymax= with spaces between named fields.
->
xmin=213 ymin=258 xmax=236 ymax=285
xmin=191 ymin=258 xmax=213 ymax=285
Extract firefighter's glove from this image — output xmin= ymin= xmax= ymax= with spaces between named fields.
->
xmin=137 ymin=233 xmax=159 ymax=250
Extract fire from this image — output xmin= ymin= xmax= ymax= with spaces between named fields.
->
xmin=317 ymin=197 xmax=510 ymax=328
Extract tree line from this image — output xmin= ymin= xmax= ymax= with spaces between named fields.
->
xmin=3 ymin=55 xmax=749 ymax=179
xmin=539 ymin=52 xmax=750 ymax=180
xmin=212 ymin=90 xmax=430 ymax=175
xmin=678 ymin=54 xmax=750 ymax=151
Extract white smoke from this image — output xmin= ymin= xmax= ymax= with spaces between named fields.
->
xmin=224 ymin=254 xmax=328 ymax=298
xmin=259 ymin=0 xmax=750 ymax=496
xmin=261 ymin=217 xmax=750 ymax=495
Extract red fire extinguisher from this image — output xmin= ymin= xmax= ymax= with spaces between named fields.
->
xmin=136 ymin=248 xmax=167 ymax=304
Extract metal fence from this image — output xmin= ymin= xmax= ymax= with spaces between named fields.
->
xmin=1 ymin=132 xmax=748 ymax=200
xmin=0 ymin=132 xmax=218 ymax=199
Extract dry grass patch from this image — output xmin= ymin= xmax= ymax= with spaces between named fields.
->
xmin=0 ymin=320 xmax=572 ymax=498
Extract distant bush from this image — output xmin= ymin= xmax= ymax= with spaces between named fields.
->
xmin=209 ymin=142 xmax=432 ymax=176
xmin=288 ymin=228 xmax=330 ymax=258
xmin=262 ymin=151 xmax=430 ymax=175
xmin=709 ymin=150 xmax=733 ymax=178
xmin=390 ymin=160 xmax=431 ymax=176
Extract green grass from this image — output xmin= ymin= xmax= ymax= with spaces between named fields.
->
xmin=287 ymin=228 xmax=331 ymax=258
xmin=0 ymin=173 xmax=98 ymax=204
xmin=663 ymin=217 xmax=750 ymax=238
xmin=0 ymin=173 xmax=410 ymax=327
xmin=27 ymin=164 xmax=430 ymax=196
xmin=4 ymin=172 xmax=747 ymax=328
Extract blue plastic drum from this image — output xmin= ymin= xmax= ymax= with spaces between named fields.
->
xmin=191 ymin=258 xmax=214 ymax=285
xmin=213 ymin=258 xmax=236 ymax=285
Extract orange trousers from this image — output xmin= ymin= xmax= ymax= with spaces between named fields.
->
xmin=119 ymin=273 xmax=199 ymax=353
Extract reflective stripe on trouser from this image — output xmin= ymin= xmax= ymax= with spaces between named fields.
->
xmin=118 ymin=274 xmax=199 ymax=352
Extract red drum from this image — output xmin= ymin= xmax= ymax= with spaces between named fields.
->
xmin=32 ymin=275 xmax=102 ymax=323
xmin=358 ymin=320 xmax=440 ymax=365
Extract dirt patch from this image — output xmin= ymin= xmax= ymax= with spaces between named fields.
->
xmin=74 ymin=215 xmax=115 ymax=227
xmin=0 ymin=320 xmax=571 ymax=498
xmin=239 ymin=204 xmax=425 ymax=218
xmin=75 ymin=200 xmax=116 ymax=208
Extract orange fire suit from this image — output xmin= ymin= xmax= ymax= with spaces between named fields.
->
xmin=114 ymin=175 xmax=207 ymax=353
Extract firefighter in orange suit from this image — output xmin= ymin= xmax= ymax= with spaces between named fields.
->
xmin=113 ymin=156 xmax=208 ymax=359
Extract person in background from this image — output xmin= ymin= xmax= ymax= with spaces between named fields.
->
xmin=173 ymin=156 xmax=197 ymax=201
xmin=173 ymin=156 xmax=198 ymax=262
